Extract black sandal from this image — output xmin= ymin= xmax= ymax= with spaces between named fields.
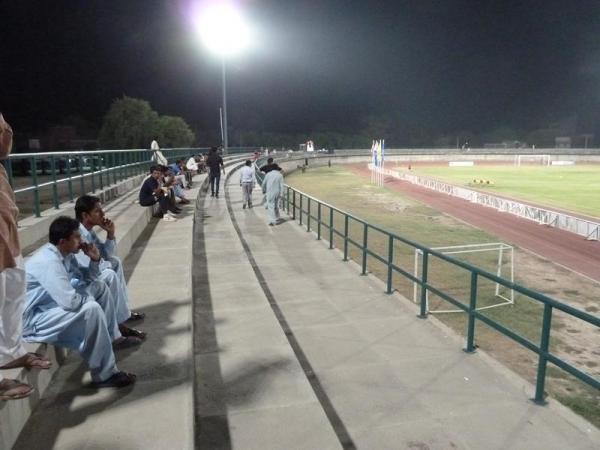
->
xmin=126 ymin=311 xmax=146 ymax=322
xmin=119 ymin=325 xmax=147 ymax=340
xmin=113 ymin=336 xmax=143 ymax=350
xmin=92 ymin=371 xmax=137 ymax=388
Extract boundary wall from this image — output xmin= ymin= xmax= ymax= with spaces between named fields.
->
xmin=269 ymin=152 xmax=600 ymax=241
xmin=369 ymin=164 xmax=600 ymax=241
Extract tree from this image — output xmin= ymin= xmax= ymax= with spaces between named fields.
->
xmin=157 ymin=115 xmax=195 ymax=148
xmin=99 ymin=97 xmax=159 ymax=149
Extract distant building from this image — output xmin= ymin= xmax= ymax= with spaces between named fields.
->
xmin=555 ymin=137 xmax=571 ymax=149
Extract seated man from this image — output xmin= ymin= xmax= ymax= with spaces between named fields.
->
xmin=168 ymin=160 xmax=190 ymax=203
xmin=139 ymin=165 xmax=180 ymax=221
xmin=74 ymin=195 xmax=146 ymax=339
xmin=24 ymin=217 xmax=138 ymax=387
xmin=165 ymin=159 xmax=190 ymax=204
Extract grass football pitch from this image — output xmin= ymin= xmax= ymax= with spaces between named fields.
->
xmin=408 ymin=164 xmax=600 ymax=218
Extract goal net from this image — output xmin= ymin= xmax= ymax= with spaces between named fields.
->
xmin=413 ymin=242 xmax=515 ymax=314
xmin=514 ymin=154 xmax=551 ymax=166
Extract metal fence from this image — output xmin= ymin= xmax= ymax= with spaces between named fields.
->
xmin=3 ymin=148 xmax=208 ymax=218
xmin=281 ymin=184 xmax=600 ymax=404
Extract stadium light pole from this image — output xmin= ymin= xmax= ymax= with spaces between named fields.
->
xmin=194 ymin=2 xmax=251 ymax=155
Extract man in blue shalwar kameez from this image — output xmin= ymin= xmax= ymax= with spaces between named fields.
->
xmin=23 ymin=217 xmax=137 ymax=387
xmin=261 ymin=167 xmax=285 ymax=226
xmin=74 ymin=195 xmax=147 ymax=340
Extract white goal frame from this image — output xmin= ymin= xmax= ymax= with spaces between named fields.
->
xmin=514 ymin=154 xmax=551 ymax=166
xmin=413 ymin=242 xmax=515 ymax=314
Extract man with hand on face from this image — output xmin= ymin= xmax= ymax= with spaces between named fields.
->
xmin=23 ymin=217 xmax=138 ymax=388
xmin=75 ymin=195 xmax=146 ymax=341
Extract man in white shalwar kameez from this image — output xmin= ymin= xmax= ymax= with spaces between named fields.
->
xmin=261 ymin=168 xmax=285 ymax=226
xmin=239 ymin=160 xmax=256 ymax=209
xmin=74 ymin=195 xmax=146 ymax=340
xmin=23 ymin=217 xmax=137 ymax=388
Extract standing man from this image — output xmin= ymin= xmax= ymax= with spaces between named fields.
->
xmin=74 ymin=195 xmax=147 ymax=339
xmin=0 ymin=114 xmax=51 ymax=401
xmin=239 ymin=160 xmax=256 ymax=209
xmin=206 ymin=147 xmax=225 ymax=198
xmin=261 ymin=168 xmax=285 ymax=226
xmin=150 ymin=138 xmax=168 ymax=166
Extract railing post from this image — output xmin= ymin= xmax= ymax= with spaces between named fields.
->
xmin=98 ymin=154 xmax=104 ymax=191
xmin=50 ymin=156 xmax=59 ymax=209
xmin=66 ymin=155 xmax=74 ymax=202
xmin=317 ymin=202 xmax=322 ymax=240
xmin=78 ymin=155 xmax=85 ymax=196
xmin=386 ymin=234 xmax=394 ymax=293
xmin=418 ymin=251 xmax=429 ymax=318
xmin=112 ymin=152 xmax=117 ymax=185
xmin=31 ymin=156 xmax=41 ymax=217
xmin=464 ymin=272 xmax=478 ymax=352
xmin=5 ymin=158 xmax=14 ymax=187
xmin=329 ymin=207 xmax=334 ymax=249
xmin=307 ymin=197 xmax=311 ymax=232
xmin=292 ymin=190 xmax=296 ymax=220
xmin=361 ymin=223 xmax=368 ymax=275
xmin=533 ymin=303 xmax=553 ymax=405
xmin=299 ymin=194 xmax=303 ymax=226
xmin=286 ymin=188 xmax=290 ymax=214
xmin=343 ymin=214 xmax=349 ymax=261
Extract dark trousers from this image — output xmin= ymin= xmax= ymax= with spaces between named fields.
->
xmin=140 ymin=193 xmax=177 ymax=215
xmin=209 ymin=171 xmax=221 ymax=195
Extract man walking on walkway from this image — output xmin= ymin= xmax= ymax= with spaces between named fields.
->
xmin=206 ymin=147 xmax=225 ymax=198
xmin=239 ymin=160 xmax=256 ymax=209
xmin=261 ymin=167 xmax=285 ymax=226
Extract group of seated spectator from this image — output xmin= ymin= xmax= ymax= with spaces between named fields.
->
xmin=139 ymin=162 xmax=198 ymax=222
xmin=1 ymin=196 xmax=147 ymax=397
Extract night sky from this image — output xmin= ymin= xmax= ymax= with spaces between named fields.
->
xmin=2 ymin=0 xmax=600 ymax=142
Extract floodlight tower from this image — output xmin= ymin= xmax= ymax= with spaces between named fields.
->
xmin=195 ymin=2 xmax=251 ymax=154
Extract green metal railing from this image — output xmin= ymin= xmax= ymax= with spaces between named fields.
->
xmin=4 ymin=147 xmax=205 ymax=219
xmin=281 ymin=184 xmax=600 ymax=404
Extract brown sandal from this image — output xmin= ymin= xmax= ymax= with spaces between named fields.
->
xmin=0 ymin=379 xmax=34 ymax=400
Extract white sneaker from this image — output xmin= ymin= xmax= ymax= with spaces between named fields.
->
xmin=163 ymin=214 xmax=177 ymax=222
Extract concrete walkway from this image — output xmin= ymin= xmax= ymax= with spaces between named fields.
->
xmin=194 ymin=165 xmax=600 ymax=449
xmin=12 ymin=161 xmax=600 ymax=449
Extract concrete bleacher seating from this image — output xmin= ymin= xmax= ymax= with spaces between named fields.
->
xmin=1 ymin=178 xmax=167 ymax=450
xmin=2 ymin=155 xmax=248 ymax=450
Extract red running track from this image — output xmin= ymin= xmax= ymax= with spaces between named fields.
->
xmin=350 ymin=165 xmax=600 ymax=282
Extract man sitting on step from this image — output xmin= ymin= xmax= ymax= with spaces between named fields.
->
xmin=23 ymin=217 xmax=139 ymax=388
xmin=75 ymin=195 xmax=147 ymax=340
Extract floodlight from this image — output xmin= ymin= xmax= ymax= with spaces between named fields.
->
xmin=194 ymin=2 xmax=251 ymax=57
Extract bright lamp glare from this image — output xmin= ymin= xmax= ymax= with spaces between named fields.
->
xmin=195 ymin=3 xmax=251 ymax=57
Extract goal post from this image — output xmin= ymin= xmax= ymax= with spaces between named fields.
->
xmin=413 ymin=242 xmax=515 ymax=314
xmin=514 ymin=154 xmax=551 ymax=167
